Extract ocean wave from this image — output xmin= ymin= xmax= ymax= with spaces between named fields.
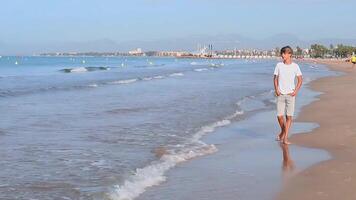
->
xmin=106 ymin=72 xmax=185 ymax=86
xmin=107 ymin=74 xmax=168 ymax=85
xmin=60 ymin=66 xmax=110 ymax=73
xmin=191 ymin=119 xmax=231 ymax=142
xmin=169 ymin=72 xmax=184 ymax=77
xmin=134 ymin=64 xmax=165 ymax=68
xmin=236 ymin=89 xmax=274 ymax=106
xmin=0 ymin=90 xmax=12 ymax=97
xmin=190 ymin=62 xmax=203 ymax=66
xmin=106 ymin=107 xmax=149 ymax=114
xmin=2 ymin=62 xmax=226 ymax=98
xmin=109 ymin=79 xmax=138 ymax=85
xmin=88 ymin=84 xmax=98 ymax=88
xmin=190 ymin=62 xmax=225 ymax=67
xmin=309 ymin=65 xmax=318 ymax=69
xmin=0 ymin=72 xmax=184 ymax=98
xmin=190 ymin=61 xmax=212 ymax=66
xmin=210 ymin=63 xmax=224 ymax=67
xmin=109 ymin=144 xmax=217 ymax=200
xmin=153 ymin=75 xmax=164 ymax=79
xmin=194 ymin=68 xmax=209 ymax=72
xmin=109 ymin=99 xmax=247 ymax=200
xmin=141 ymin=77 xmax=154 ymax=81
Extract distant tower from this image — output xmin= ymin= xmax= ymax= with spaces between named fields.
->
xmin=209 ymin=44 xmax=213 ymax=57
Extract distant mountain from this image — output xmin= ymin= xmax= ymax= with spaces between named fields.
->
xmin=312 ymin=38 xmax=356 ymax=47
xmin=1 ymin=34 xmax=356 ymax=55
xmin=257 ymin=33 xmax=307 ymax=49
xmin=116 ymin=33 xmax=356 ymax=51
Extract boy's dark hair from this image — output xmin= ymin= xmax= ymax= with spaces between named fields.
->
xmin=280 ymin=46 xmax=293 ymax=55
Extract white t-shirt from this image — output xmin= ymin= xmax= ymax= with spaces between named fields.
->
xmin=273 ymin=62 xmax=302 ymax=94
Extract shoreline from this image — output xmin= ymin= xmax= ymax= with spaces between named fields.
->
xmin=135 ymin=61 xmax=333 ymax=200
xmin=277 ymin=59 xmax=356 ymax=199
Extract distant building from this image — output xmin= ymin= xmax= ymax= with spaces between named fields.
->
xmin=158 ymin=51 xmax=189 ymax=57
xmin=128 ymin=48 xmax=145 ymax=56
xmin=302 ymin=49 xmax=310 ymax=58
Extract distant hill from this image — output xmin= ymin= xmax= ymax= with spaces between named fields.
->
xmin=1 ymin=34 xmax=356 ymax=55
xmin=129 ymin=33 xmax=356 ymax=51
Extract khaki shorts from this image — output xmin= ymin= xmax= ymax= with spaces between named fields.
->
xmin=277 ymin=94 xmax=296 ymax=116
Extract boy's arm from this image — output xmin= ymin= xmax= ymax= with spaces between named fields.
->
xmin=274 ymin=75 xmax=281 ymax=96
xmin=291 ymin=75 xmax=303 ymax=96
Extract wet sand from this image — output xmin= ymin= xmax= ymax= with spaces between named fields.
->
xmin=277 ymin=60 xmax=356 ymax=200
xmin=138 ymin=111 xmax=329 ymax=200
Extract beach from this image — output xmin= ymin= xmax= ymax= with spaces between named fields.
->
xmin=1 ymin=0 xmax=355 ymax=199
xmin=277 ymin=59 xmax=356 ymax=200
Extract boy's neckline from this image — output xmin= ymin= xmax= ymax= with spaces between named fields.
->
xmin=283 ymin=61 xmax=293 ymax=65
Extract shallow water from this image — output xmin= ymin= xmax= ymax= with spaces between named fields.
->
xmin=0 ymin=56 xmax=333 ymax=199
xmin=137 ymin=90 xmax=328 ymax=200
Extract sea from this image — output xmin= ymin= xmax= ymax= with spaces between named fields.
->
xmin=0 ymin=56 xmax=333 ymax=200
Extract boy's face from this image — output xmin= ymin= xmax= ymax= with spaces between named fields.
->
xmin=281 ymin=52 xmax=292 ymax=61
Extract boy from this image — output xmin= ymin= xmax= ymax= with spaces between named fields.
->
xmin=274 ymin=46 xmax=303 ymax=145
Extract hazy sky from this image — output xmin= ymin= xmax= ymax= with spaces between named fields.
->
xmin=0 ymin=0 xmax=355 ymax=53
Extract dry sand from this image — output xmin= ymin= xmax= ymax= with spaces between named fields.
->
xmin=277 ymin=59 xmax=356 ymax=200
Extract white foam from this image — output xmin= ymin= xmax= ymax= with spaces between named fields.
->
xmin=91 ymin=160 xmax=107 ymax=168
xmin=236 ymin=96 xmax=249 ymax=106
xmin=169 ymin=72 xmax=184 ymax=77
xmin=109 ymin=101 xmax=246 ymax=200
xmin=153 ymin=75 xmax=164 ymax=79
xmin=210 ymin=63 xmax=224 ymax=67
xmin=88 ymin=84 xmax=98 ymax=87
xmin=70 ymin=67 xmax=88 ymax=73
xmin=109 ymin=144 xmax=217 ymax=200
xmin=194 ymin=68 xmax=208 ymax=72
xmin=192 ymin=119 xmax=231 ymax=142
xmin=142 ymin=77 xmax=153 ymax=81
xmin=110 ymin=79 xmax=138 ymax=84
xmin=227 ymin=110 xmax=245 ymax=119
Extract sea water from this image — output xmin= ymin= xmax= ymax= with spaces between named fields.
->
xmin=0 ymin=56 xmax=332 ymax=199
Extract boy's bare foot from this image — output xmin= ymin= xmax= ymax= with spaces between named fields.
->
xmin=282 ymin=140 xmax=291 ymax=145
xmin=276 ymin=132 xmax=284 ymax=141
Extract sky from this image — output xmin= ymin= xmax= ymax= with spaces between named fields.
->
xmin=0 ymin=0 xmax=355 ymax=54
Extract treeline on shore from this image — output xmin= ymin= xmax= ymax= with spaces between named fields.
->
xmin=308 ymin=44 xmax=356 ymax=58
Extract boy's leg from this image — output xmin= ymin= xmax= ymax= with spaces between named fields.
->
xmin=276 ymin=95 xmax=286 ymax=140
xmin=283 ymin=96 xmax=296 ymax=144
xmin=277 ymin=116 xmax=285 ymax=140
xmin=283 ymin=116 xmax=292 ymax=144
